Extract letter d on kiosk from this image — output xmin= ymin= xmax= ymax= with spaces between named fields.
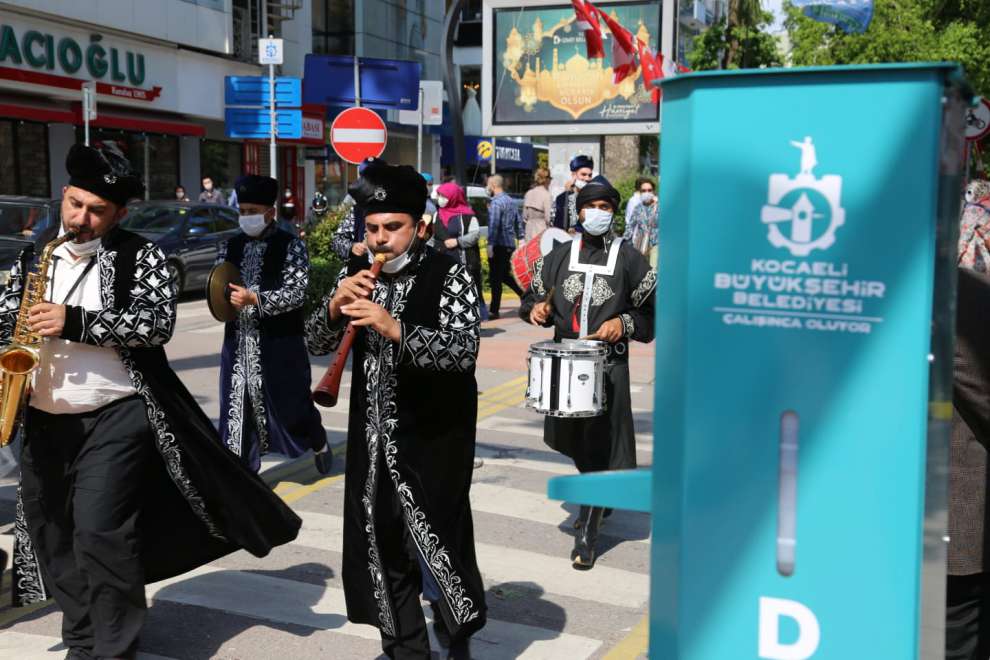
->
xmin=547 ymin=64 xmax=972 ymax=658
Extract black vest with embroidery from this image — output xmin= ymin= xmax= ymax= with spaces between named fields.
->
xmin=225 ymin=230 xmax=304 ymax=337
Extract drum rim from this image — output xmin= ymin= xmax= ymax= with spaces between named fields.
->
xmin=528 ymin=339 xmax=608 ymax=357
xmin=525 ymin=401 xmax=606 ymax=417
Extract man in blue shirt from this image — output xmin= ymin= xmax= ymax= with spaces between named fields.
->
xmin=486 ymin=174 xmax=525 ymax=319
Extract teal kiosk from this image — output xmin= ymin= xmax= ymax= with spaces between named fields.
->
xmin=548 ymin=64 xmax=972 ymax=658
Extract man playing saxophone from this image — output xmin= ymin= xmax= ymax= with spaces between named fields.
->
xmin=3 ymin=144 xmax=301 ymax=660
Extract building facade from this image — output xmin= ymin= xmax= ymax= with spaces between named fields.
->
xmin=0 ymin=0 xmax=313 ymax=207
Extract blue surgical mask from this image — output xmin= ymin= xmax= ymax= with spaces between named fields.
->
xmin=581 ymin=208 xmax=613 ymax=236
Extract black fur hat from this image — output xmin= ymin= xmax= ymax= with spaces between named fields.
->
xmin=65 ymin=144 xmax=144 ymax=207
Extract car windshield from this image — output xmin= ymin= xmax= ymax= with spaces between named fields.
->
xmin=0 ymin=202 xmax=51 ymax=240
xmin=123 ymin=205 xmax=186 ymax=232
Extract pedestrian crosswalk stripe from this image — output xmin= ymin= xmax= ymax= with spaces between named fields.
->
xmin=146 ymin=564 xmax=601 ymax=659
xmin=469 ymin=483 xmax=651 ymax=545
xmin=291 ymin=510 xmax=649 ymax=608
xmin=0 ymin=631 xmax=176 ymax=660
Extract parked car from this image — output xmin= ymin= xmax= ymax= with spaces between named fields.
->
xmin=0 ymin=196 xmax=61 ymax=287
xmin=123 ymin=201 xmax=240 ymax=295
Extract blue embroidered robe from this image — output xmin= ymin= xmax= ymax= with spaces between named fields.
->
xmin=217 ymin=226 xmax=325 ymax=471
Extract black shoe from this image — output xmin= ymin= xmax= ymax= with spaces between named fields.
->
xmin=488 ymin=312 xmax=500 ymax=320
xmin=313 ymin=443 xmax=334 ymax=476
xmin=571 ymin=507 xmax=604 ymax=570
xmin=447 ymin=637 xmax=471 ymax=660
xmin=64 ymin=648 xmax=96 ymax=660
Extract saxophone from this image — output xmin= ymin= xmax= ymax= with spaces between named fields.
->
xmin=0 ymin=230 xmax=78 ymax=446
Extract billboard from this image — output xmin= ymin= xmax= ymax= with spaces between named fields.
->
xmin=482 ymin=0 xmax=668 ymax=136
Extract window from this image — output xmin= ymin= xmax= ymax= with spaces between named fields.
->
xmin=214 ymin=207 xmax=240 ymax=232
xmin=200 ymin=140 xmax=243 ymax=195
xmin=312 ymin=0 xmax=355 ymax=55
xmin=186 ymin=208 xmax=214 ymax=234
xmin=0 ymin=120 xmax=51 ymax=197
xmin=77 ymin=129 xmax=180 ymax=201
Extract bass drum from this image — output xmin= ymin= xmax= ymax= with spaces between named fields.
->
xmin=510 ymin=228 xmax=571 ymax=291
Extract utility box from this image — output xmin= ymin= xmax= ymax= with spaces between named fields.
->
xmin=549 ymin=63 xmax=971 ymax=659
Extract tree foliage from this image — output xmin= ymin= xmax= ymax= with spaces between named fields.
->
xmin=688 ymin=0 xmax=783 ymax=71
xmin=785 ymin=0 xmax=990 ymax=97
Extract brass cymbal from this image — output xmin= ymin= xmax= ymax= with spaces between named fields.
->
xmin=206 ymin=261 xmax=243 ymax=322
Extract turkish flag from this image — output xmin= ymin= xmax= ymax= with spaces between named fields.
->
xmin=572 ymin=0 xmax=605 ymax=59
xmin=636 ymin=38 xmax=662 ymax=104
xmin=591 ymin=4 xmax=638 ymax=84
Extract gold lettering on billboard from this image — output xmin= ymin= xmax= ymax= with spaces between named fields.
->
xmin=501 ymin=15 xmax=654 ymax=121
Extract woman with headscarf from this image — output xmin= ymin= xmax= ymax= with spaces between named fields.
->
xmin=432 ymin=181 xmax=488 ymax=320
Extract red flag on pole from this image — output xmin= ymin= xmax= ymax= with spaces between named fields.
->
xmin=590 ymin=4 xmax=637 ymax=84
xmin=571 ymin=0 xmax=604 ymax=59
xmin=636 ymin=38 xmax=661 ymax=104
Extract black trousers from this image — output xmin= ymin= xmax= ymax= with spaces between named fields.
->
xmin=20 ymin=396 xmax=155 ymax=659
xmin=947 ymin=572 xmax=990 ymax=660
xmin=488 ymin=245 xmax=523 ymax=315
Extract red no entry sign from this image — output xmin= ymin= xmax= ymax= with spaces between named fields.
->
xmin=330 ymin=107 xmax=387 ymax=164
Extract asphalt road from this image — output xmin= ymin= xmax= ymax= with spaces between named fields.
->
xmin=0 ymin=292 xmax=654 ymax=659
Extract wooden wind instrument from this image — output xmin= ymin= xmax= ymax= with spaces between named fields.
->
xmin=312 ymin=252 xmax=388 ymax=407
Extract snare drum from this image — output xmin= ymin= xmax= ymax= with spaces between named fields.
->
xmin=526 ymin=339 xmax=607 ymax=418
xmin=511 ymin=228 xmax=571 ymax=290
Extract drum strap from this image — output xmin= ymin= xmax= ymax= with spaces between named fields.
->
xmin=568 ymin=238 xmax=623 ymax=337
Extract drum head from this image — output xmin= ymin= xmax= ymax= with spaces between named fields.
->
xmin=206 ymin=261 xmax=243 ymax=322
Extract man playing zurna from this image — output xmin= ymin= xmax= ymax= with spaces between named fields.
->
xmin=216 ymin=174 xmax=332 ymax=474
xmin=6 ymin=145 xmax=300 ymax=659
xmin=306 ymin=161 xmax=486 ymax=659
xmin=520 ymin=175 xmax=657 ymax=569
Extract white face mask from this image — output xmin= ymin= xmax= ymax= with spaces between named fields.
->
xmin=640 ymin=192 xmax=655 ymax=204
xmin=574 ymin=179 xmax=588 ymax=190
xmin=239 ymin=213 xmax=269 ymax=237
xmin=59 ymin=226 xmax=102 ymax=257
xmin=581 ymin=208 xmax=613 ymax=236
xmin=368 ymin=230 xmax=421 ymax=274
xmin=437 ymin=195 xmax=449 ymax=208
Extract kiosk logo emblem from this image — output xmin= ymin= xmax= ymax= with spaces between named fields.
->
xmin=761 ymin=137 xmax=846 ymax=257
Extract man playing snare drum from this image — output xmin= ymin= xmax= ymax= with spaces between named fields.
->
xmin=519 ymin=175 xmax=657 ymax=570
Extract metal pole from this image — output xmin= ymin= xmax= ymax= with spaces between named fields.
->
xmin=416 ymin=86 xmax=424 ymax=172
xmin=442 ymin=0 xmax=466 ymax=185
xmin=143 ymin=134 xmax=150 ymax=200
xmin=83 ymin=86 xmax=90 ymax=146
xmin=353 ymin=56 xmax=361 ymax=107
xmin=490 ymin=138 xmax=496 ymax=176
xmin=269 ymin=57 xmax=277 ymax=179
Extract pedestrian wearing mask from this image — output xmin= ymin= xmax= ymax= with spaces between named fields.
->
xmin=175 ymin=185 xmax=189 ymax=202
xmin=623 ymin=177 xmax=659 ymax=267
xmin=199 ymin=176 xmax=225 ymax=205
xmin=552 ymin=155 xmax=594 ymax=232
xmin=215 ymin=175 xmax=333 ymax=476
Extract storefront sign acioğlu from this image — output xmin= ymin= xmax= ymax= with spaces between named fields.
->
xmin=0 ymin=24 xmax=146 ymax=87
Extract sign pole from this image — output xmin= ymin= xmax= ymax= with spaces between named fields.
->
xmin=417 ymin=86 xmax=424 ymax=173
xmin=84 ymin=86 xmax=90 ymax=146
xmin=269 ymin=57 xmax=277 ymax=179
xmin=354 ymin=57 xmax=361 ymax=108
xmin=491 ymin=138 xmax=496 ymax=176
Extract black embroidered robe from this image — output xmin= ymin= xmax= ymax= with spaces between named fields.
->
xmin=519 ymin=234 xmax=657 ymax=472
xmin=2 ymin=227 xmax=301 ymax=606
xmin=305 ymin=247 xmax=487 ymax=640
xmin=216 ymin=227 xmax=325 ymax=471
